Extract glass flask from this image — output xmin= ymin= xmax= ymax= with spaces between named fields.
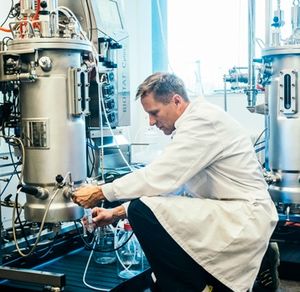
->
xmin=116 ymin=222 xmax=144 ymax=279
xmin=94 ymin=225 xmax=116 ymax=264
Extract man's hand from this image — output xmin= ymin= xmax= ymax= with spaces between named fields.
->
xmin=82 ymin=205 xmax=127 ymax=228
xmin=72 ymin=184 xmax=105 ymax=208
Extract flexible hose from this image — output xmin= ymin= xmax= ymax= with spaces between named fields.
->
xmin=0 ymin=27 xmax=11 ymax=32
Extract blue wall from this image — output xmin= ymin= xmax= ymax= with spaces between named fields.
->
xmin=152 ymin=0 xmax=168 ymax=72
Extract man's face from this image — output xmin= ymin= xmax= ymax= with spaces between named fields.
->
xmin=141 ymin=92 xmax=183 ymax=135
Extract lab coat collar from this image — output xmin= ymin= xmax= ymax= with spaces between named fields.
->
xmin=174 ymin=96 xmax=204 ymax=131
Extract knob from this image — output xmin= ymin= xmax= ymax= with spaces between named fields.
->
xmin=55 ymin=174 xmax=64 ymax=184
xmin=40 ymin=1 xmax=48 ymax=9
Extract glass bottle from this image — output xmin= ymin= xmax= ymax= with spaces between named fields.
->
xmin=116 ymin=222 xmax=144 ymax=279
xmin=94 ymin=225 xmax=116 ymax=264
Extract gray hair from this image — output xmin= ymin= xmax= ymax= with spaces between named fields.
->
xmin=135 ymin=72 xmax=189 ymax=104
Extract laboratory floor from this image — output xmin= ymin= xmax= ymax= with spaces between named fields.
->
xmin=274 ymin=241 xmax=300 ymax=292
xmin=0 ymin=242 xmax=300 ymax=291
xmin=279 ymin=279 xmax=300 ymax=292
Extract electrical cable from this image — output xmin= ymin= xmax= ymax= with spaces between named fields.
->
xmin=253 ymin=128 xmax=266 ymax=147
xmin=90 ymin=141 xmax=96 ymax=177
xmin=0 ymin=0 xmax=14 ymax=27
xmin=12 ymin=187 xmax=60 ymax=257
xmin=254 ymin=140 xmax=265 ymax=147
xmin=2 ymin=231 xmax=61 ymax=267
xmin=14 ymin=191 xmax=31 ymax=250
xmin=74 ymin=220 xmax=133 ymax=252
xmin=10 ymin=3 xmax=20 ymax=19
xmin=0 ymin=135 xmax=25 ymax=185
xmin=255 ymin=146 xmax=265 ymax=154
xmin=74 ymin=220 xmax=95 ymax=247
xmin=8 ymin=132 xmax=20 ymax=180
xmin=0 ymin=134 xmax=22 ymax=197
xmin=36 ymin=234 xmax=58 ymax=259
xmin=0 ymin=167 xmax=18 ymax=197
xmin=87 ymin=139 xmax=96 ymax=177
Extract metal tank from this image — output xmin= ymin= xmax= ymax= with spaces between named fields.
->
xmin=18 ymin=39 xmax=90 ymax=222
xmin=261 ymin=1 xmax=300 ymax=213
xmin=263 ymin=47 xmax=300 ymax=205
xmin=0 ymin=0 xmax=94 ymax=222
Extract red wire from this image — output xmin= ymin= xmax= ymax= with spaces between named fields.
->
xmin=33 ymin=0 xmax=41 ymax=20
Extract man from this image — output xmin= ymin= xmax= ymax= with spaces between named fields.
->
xmin=73 ymin=72 xmax=279 ymax=292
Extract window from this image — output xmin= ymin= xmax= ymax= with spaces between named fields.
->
xmin=167 ymin=0 xmax=266 ymax=95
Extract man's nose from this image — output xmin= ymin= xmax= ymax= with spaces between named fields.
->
xmin=149 ymin=116 xmax=156 ymax=126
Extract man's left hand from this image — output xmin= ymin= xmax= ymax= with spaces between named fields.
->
xmin=72 ymin=184 xmax=105 ymax=208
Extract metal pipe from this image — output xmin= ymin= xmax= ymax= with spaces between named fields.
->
xmin=265 ymin=0 xmax=272 ymax=48
xmin=223 ymin=75 xmax=228 ymax=112
xmin=247 ymin=0 xmax=257 ymax=109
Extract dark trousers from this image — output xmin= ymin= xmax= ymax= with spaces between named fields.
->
xmin=128 ymin=199 xmax=233 ymax=292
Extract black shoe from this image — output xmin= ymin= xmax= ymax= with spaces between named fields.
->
xmin=255 ymin=242 xmax=280 ymax=291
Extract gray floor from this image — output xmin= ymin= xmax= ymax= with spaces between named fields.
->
xmin=279 ymin=280 xmax=300 ymax=292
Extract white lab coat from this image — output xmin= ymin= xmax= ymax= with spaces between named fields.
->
xmin=102 ymin=98 xmax=278 ymax=292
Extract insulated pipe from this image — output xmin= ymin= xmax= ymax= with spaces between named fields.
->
xmin=247 ymin=0 xmax=257 ymax=109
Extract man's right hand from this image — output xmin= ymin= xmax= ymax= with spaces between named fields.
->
xmin=72 ymin=184 xmax=105 ymax=208
xmin=82 ymin=205 xmax=127 ymax=228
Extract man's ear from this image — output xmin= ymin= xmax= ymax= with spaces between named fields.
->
xmin=173 ymin=94 xmax=182 ymax=106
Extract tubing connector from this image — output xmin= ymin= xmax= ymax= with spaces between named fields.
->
xmin=18 ymin=184 xmax=49 ymax=200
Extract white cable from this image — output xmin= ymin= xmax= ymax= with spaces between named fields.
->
xmin=12 ymin=187 xmax=60 ymax=257
xmin=58 ymin=6 xmax=99 ymax=59
xmin=12 ymin=171 xmax=71 ymax=257
xmin=99 ymin=78 xmax=133 ymax=171
xmin=82 ymin=223 xmax=115 ymax=291
xmin=113 ymin=220 xmax=137 ymax=275
xmin=55 ymin=9 xmax=132 ymax=174
xmin=58 ymin=6 xmax=89 ymax=41
xmin=82 ymin=240 xmax=110 ymax=291
xmin=88 ymin=73 xmax=133 ymax=173
xmin=99 ymin=74 xmax=106 ymax=177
